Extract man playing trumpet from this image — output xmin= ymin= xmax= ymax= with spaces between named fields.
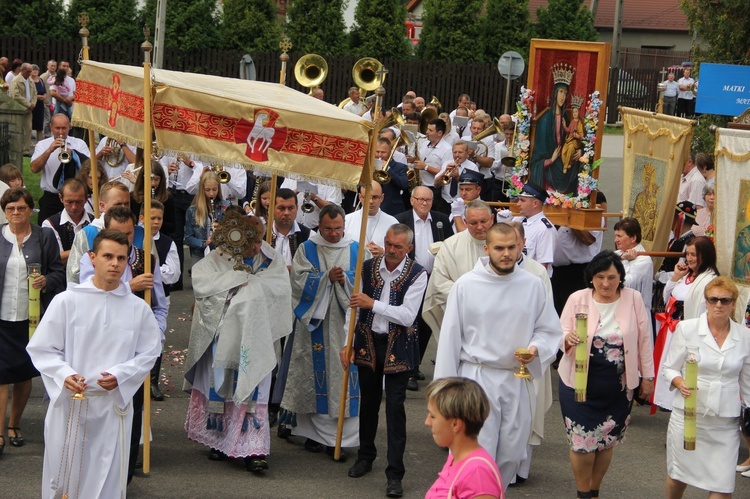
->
xmin=433 ymin=141 xmax=478 ymax=214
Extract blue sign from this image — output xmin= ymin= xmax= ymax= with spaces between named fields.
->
xmin=695 ymin=63 xmax=750 ymax=116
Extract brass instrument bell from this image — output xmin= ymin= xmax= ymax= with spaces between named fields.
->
xmin=353 ymin=57 xmax=385 ymax=92
xmin=57 ymin=135 xmax=71 ymax=164
xmin=210 ymin=164 xmax=231 ymax=184
xmin=380 ymin=107 xmax=405 ymax=130
xmin=301 ymin=190 xmax=315 ymax=213
xmin=429 ymin=95 xmax=442 ymax=111
xmin=294 ymin=54 xmax=329 ymax=95
xmin=105 ymin=138 xmax=125 ymax=167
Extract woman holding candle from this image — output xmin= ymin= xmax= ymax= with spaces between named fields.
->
xmin=663 ymin=276 xmax=750 ymax=497
xmin=558 ymin=251 xmax=655 ymax=499
xmin=0 ymin=188 xmax=64 ymax=454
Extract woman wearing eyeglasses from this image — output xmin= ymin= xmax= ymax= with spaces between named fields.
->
xmin=662 ymin=276 xmax=750 ymax=498
xmin=653 ymin=236 xmax=719 ymax=412
xmin=0 ymin=188 xmax=64 ymax=456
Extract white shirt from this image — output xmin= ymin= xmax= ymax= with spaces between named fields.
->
xmin=663 ymin=80 xmax=679 ymax=97
xmin=5 ymin=71 xmax=14 ymax=86
xmin=42 ymin=209 xmax=92 ymax=253
xmin=443 ymin=130 xmax=460 ymax=146
xmin=343 ymin=100 xmax=366 ymax=116
xmin=677 ymin=76 xmax=696 ymax=100
xmin=154 ymin=231 xmax=181 ymax=286
xmin=412 ymin=210 xmax=435 ymax=273
xmin=162 ymin=155 xmax=200 ymax=192
xmin=491 ymin=140 xmax=513 ymax=180
xmin=552 ymin=226 xmax=603 ymax=266
xmin=95 ymin=137 xmax=137 ymax=179
xmin=32 ymin=135 xmax=90 ymax=193
xmin=518 ymin=211 xmax=557 ymax=276
xmin=418 ymin=138 xmax=453 ymax=186
xmin=436 ymin=159 xmax=478 ymax=204
xmin=185 ymin=164 xmax=247 ymax=204
xmin=679 ymin=166 xmax=706 ymax=208
xmin=280 ymin=178 xmax=342 ymax=229
xmin=370 ymin=256 xmax=428 ymax=334
xmin=273 ymin=221 xmax=302 ymax=267
xmin=344 ymin=209 xmax=398 ymax=250
xmin=1 ymin=226 xmax=30 ymax=321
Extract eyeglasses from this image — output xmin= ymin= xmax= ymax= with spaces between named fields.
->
xmin=411 ymin=197 xmax=432 ymax=204
xmin=706 ymin=297 xmax=734 ymax=305
xmin=5 ymin=205 xmax=29 ymax=213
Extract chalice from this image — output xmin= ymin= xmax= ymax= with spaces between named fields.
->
xmin=514 ymin=348 xmax=533 ymax=379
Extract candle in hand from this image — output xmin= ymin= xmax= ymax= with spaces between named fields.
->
xmin=28 ymin=264 xmax=41 ymax=339
xmin=683 ymin=350 xmax=699 ymax=451
xmin=574 ymin=304 xmax=589 ymax=403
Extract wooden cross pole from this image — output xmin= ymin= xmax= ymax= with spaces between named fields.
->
xmin=657 ymin=66 xmax=667 ymax=115
xmin=141 ymin=26 xmax=155 ymax=476
xmin=78 ymin=13 xmax=100 ymax=218
xmin=334 ymin=69 xmax=387 ymax=461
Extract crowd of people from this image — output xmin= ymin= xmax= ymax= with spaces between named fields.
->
xmin=0 ymin=67 xmax=748 ymax=499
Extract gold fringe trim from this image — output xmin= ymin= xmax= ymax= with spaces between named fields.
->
xmin=622 ymin=115 xmax=693 ymax=144
xmin=715 ymin=146 xmax=750 ymax=162
xmin=71 ymin=119 xmax=145 ymax=149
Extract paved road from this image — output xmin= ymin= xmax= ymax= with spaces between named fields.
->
xmin=3 ymin=136 xmax=749 ymax=498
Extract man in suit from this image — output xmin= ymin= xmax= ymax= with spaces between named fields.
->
xmin=374 ymin=137 xmax=409 ymax=216
xmin=9 ymin=62 xmax=36 ymax=155
xmin=394 ymin=186 xmax=452 ymax=390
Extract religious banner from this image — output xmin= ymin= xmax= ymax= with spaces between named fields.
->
xmin=621 ymin=108 xmax=695 ymax=259
xmin=72 ymin=61 xmax=372 ymax=189
xmin=713 ymin=127 xmax=750 ymax=321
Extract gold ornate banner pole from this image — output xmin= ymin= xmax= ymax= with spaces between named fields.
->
xmin=334 ymin=65 xmax=387 ymax=461
xmin=265 ymin=37 xmax=292 ymax=244
xmin=141 ymin=26 xmax=154 ymax=476
xmin=78 ymin=14 xmax=99 ymax=218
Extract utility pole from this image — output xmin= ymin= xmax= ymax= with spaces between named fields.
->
xmin=154 ymin=0 xmax=167 ymax=69
xmin=611 ymin=0 xmax=623 ymax=70
xmin=590 ymin=0 xmax=599 ymax=19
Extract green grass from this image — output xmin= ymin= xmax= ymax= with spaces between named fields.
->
xmin=22 ymin=157 xmax=43 ymax=225
xmin=604 ymin=125 xmax=624 ymax=135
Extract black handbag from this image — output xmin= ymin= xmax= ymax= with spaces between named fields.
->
xmin=741 ymin=405 xmax=750 ymax=438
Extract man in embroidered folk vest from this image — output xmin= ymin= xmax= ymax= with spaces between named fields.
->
xmin=342 ymin=224 xmax=428 ymax=498
xmin=282 ymin=204 xmax=359 ymax=459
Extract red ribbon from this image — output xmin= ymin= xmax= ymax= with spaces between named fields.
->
xmin=650 ymin=296 xmax=680 ymax=414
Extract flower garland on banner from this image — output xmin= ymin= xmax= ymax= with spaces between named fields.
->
xmin=508 ymin=86 xmax=535 ymax=198
xmin=547 ymin=91 xmax=602 ymax=209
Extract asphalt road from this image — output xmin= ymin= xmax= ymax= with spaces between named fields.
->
xmin=2 ymin=135 xmax=749 ymax=498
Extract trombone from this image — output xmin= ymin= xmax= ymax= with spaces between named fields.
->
xmin=500 ymin=123 xmax=517 ymax=168
xmin=294 ymin=54 xmax=328 ymax=95
xmin=105 ymin=138 xmax=125 ymax=167
xmin=58 ymin=135 xmax=71 ymax=164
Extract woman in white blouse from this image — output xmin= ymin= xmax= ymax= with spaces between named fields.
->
xmin=663 ymin=276 xmax=750 ymax=497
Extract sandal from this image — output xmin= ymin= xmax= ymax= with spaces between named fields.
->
xmin=244 ymin=455 xmax=268 ymax=473
xmin=7 ymin=427 xmax=24 ymax=447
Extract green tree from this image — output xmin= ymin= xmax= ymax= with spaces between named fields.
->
xmin=64 ymin=0 xmax=141 ymax=44
xmin=681 ymin=0 xmax=750 ymax=65
xmin=480 ymin=0 xmax=531 ymax=62
xmin=286 ymin=0 xmax=347 ymax=56
xmin=1 ymin=0 xmax=69 ymax=40
xmin=221 ymin=0 xmax=281 ymax=54
xmin=534 ymin=0 xmax=597 ymax=42
xmin=416 ymin=0 xmax=485 ymax=62
xmin=140 ymin=0 xmax=220 ymax=51
xmin=349 ymin=0 xmax=410 ymax=59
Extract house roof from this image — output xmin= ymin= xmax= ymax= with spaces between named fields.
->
xmin=527 ymin=0 xmax=689 ymax=31
xmin=405 ymin=0 xmax=689 ymax=32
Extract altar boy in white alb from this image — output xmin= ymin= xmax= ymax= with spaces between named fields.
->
xmin=27 ymin=229 xmax=161 ymax=499
xmin=434 ymin=223 xmax=562 ymax=491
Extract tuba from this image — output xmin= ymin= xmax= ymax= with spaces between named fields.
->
xmin=294 ymin=54 xmax=328 ymax=96
xmin=338 ymin=57 xmax=385 ymax=108
xmin=210 ymin=164 xmax=231 ymax=184
xmin=419 ymin=107 xmax=438 ymax=135
xmin=429 ymin=95 xmax=442 ymax=112
xmin=105 ymin=138 xmax=125 ymax=167
xmin=58 ymin=135 xmax=71 ymax=164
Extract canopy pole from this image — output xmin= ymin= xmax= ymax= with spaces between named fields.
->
xmin=78 ymin=14 xmax=99 ymax=218
xmin=334 ymin=67 xmax=387 ymax=460
xmin=266 ymin=37 xmax=292 ymax=243
xmin=141 ymin=27 xmax=154 ymax=476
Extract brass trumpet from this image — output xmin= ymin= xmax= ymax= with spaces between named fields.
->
xmin=440 ymin=164 xmax=458 ymax=185
xmin=105 ymin=138 xmax=125 ymax=167
xmin=58 ymin=135 xmax=71 ymax=164
xmin=294 ymin=54 xmax=328 ymax=96
xmin=301 ymin=190 xmax=315 ymax=213
xmin=210 ymin=164 xmax=231 ymax=184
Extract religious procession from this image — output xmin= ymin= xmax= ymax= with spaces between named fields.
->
xmin=2 ymin=1 xmax=750 ymax=498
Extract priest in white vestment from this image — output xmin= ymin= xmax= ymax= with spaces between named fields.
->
xmin=283 ymin=205 xmax=360 ymax=454
xmin=184 ymin=213 xmax=293 ymax=472
xmin=27 ymin=229 xmax=161 ymax=499
xmin=422 ymin=200 xmax=494 ymax=340
xmin=434 ymin=223 xmax=563 ymax=491
xmin=344 ymin=180 xmax=398 ymax=258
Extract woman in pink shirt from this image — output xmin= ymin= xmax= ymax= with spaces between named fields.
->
xmin=425 ymin=377 xmax=504 ymax=499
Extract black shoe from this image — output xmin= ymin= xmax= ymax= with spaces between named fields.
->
xmin=171 ymin=282 xmax=183 ymax=291
xmin=245 ymin=455 xmax=268 ymax=473
xmin=406 ymin=377 xmax=419 ymax=391
xmin=208 ymin=448 xmax=227 ymax=461
xmin=348 ymin=459 xmax=373 ymax=478
xmin=7 ymin=427 xmax=24 ymax=447
xmin=150 ymin=382 xmax=164 ymax=401
xmin=268 ymin=410 xmax=278 ymax=427
xmin=326 ymin=446 xmax=348 ymax=462
xmin=304 ymin=438 xmax=324 ymax=453
xmin=277 ymin=423 xmax=292 ymax=439
xmin=416 ymin=370 xmax=425 ymax=381
xmin=386 ymin=479 xmax=403 ymax=497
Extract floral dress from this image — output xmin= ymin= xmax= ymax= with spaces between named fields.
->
xmin=559 ymin=300 xmax=634 ymax=453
